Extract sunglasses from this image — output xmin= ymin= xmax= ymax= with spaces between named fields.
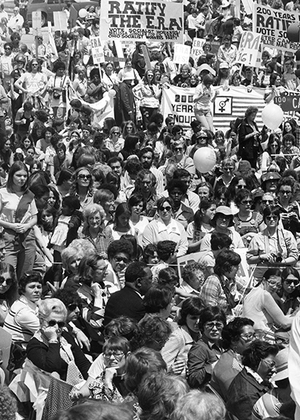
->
xmin=237 ymin=185 xmax=246 ymax=189
xmin=0 ymin=277 xmax=12 ymax=285
xmin=266 ymin=215 xmax=278 ymax=221
xmin=175 ymin=147 xmax=183 ymax=151
xmin=48 ymin=320 xmax=65 ymax=328
xmin=241 ymin=200 xmax=252 ymax=204
xmin=112 ymin=132 xmax=120 ymax=135
xmin=115 ymin=256 xmax=129 ymax=263
xmin=279 ymin=190 xmax=292 ymax=195
xmin=159 ymin=206 xmax=172 ymax=212
xmin=284 ymin=279 xmax=299 ymax=285
xmin=68 ymin=303 xmax=79 ymax=311
xmin=78 ymin=174 xmax=91 ymax=180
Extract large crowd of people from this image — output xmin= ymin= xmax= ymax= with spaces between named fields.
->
xmin=1 ymin=0 xmax=300 ymax=419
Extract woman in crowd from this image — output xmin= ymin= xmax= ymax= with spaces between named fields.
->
xmin=193 ymin=74 xmax=219 ymax=132
xmin=138 ymin=69 xmax=161 ymax=130
xmin=81 ymin=203 xmax=113 ymax=254
xmin=104 ymin=126 xmax=125 ymax=153
xmin=4 ymin=272 xmax=42 ymax=348
xmin=93 ymin=189 xmax=116 ymax=226
xmin=187 ymin=198 xmax=216 ymax=252
xmin=227 ymin=340 xmax=279 ymax=420
xmin=111 ymin=203 xmax=136 ymax=240
xmin=46 ymin=60 xmax=70 ymax=118
xmin=0 ymin=161 xmax=38 ymax=279
xmin=242 ymin=268 xmax=293 ymax=335
xmin=259 ymin=133 xmax=282 ymax=174
xmin=238 ymin=106 xmax=262 ymax=169
xmin=210 ymin=317 xmax=255 ymax=400
xmin=128 ymin=194 xmax=149 ymax=243
xmin=142 ymin=197 xmax=188 ymax=257
xmin=274 ymin=267 xmax=300 ymax=315
xmin=26 ymin=298 xmax=90 ymax=383
xmin=247 ymin=205 xmax=298 ymax=279
xmin=131 ymin=169 xmax=157 ymax=218
xmin=14 ymin=58 xmax=47 ymax=105
xmin=233 ymin=188 xmax=263 ymax=247
xmin=200 ymin=249 xmax=241 ymax=314
xmin=161 ymin=297 xmax=202 ymax=377
xmin=69 ymin=166 xmax=94 ymax=211
xmin=70 ymin=336 xmax=130 ymax=402
xmin=188 ymin=306 xmax=226 ymax=389
xmin=0 ymin=262 xmax=17 ymax=326
xmin=101 ymin=62 xmax=119 ymax=91
xmin=276 ymin=176 xmax=300 ymax=238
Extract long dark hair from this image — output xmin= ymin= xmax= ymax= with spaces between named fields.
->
xmin=7 ymin=161 xmax=29 ymax=192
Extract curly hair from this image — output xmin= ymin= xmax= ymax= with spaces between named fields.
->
xmin=242 ymin=341 xmax=279 ymax=371
xmin=104 ymin=316 xmax=137 ymax=342
xmin=214 ymin=250 xmax=241 ymax=277
xmin=173 ymin=390 xmax=226 ymax=420
xmin=0 ymin=385 xmax=18 ymax=420
xmin=131 ymin=314 xmax=172 ymax=351
xmin=221 ymin=317 xmax=254 ymax=350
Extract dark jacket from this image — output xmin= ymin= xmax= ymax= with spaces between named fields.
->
xmin=103 ymin=285 xmax=145 ymax=326
xmin=227 ymin=367 xmax=271 ymax=420
xmin=26 ymin=330 xmax=91 ymax=381
xmin=238 ymin=119 xmax=263 ymax=161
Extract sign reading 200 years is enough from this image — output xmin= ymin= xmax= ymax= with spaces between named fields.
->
xmin=253 ymin=3 xmax=300 ymax=51
xmin=100 ymin=0 xmax=184 ymax=43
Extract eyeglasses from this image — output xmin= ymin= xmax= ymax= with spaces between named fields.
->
xmin=78 ymin=174 xmax=91 ymax=180
xmin=266 ymin=215 xmax=278 ymax=221
xmin=237 ymin=185 xmax=246 ymax=189
xmin=198 ymin=136 xmax=208 ymax=140
xmin=104 ymin=351 xmax=124 ymax=359
xmin=48 ymin=320 xmax=65 ymax=328
xmin=68 ymin=303 xmax=79 ymax=311
xmin=4 ymin=48 xmax=11 ymax=50
xmin=32 ymin=63 xmax=38 ymax=66
xmin=175 ymin=147 xmax=183 ymax=151
xmin=159 ymin=206 xmax=172 ymax=212
xmin=262 ymin=200 xmax=274 ymax=204
xmin=114 ymin=256 xmax=129 ymax=263
xmin=0 ymin=277 xmax=12 ymax=285
xmin=262 ymin=359 xmax=276 ymax=369
xmin=241 ymin=200 xmax=252 ymax=204
xmin=112 ymin=132 xmax=120 ymax=135
xmin=205 ymin=321 xmax=224 ymax=330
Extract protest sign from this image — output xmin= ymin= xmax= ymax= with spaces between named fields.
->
xmin=53 ymin=11 xmax=68 ymax=32
xmin=191 ymin=38 xmax=206 ymax=63
xmin=236 ymin=31 xmax=262 ymax=67
xmin=90 ymin=36 xmax=105 ymax=64
xmin=161 ymin=85 xmax=266 ymax=131
xmin=253 ymin=3 xmax=300 ymax=52
xmin=100 ymin=0 xmax=184 ymax=43
xmin=173 ymin=44 xmax=191 ymax=65
xmin=274 ymin=91 xmax=300 ymax=112
xmin=32 ymin=11 xmax=42 ymax=36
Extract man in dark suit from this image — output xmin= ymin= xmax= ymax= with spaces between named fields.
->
xmin=103 ymin=261 xmax=153 ymax=326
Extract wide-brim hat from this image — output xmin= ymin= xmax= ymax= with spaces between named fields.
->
xmin=272 ymin=347 xmax=289 ymax=382
xmin=211 ymin=206 xmax=234 ymax=227
xmin=261 ymin=171 xmax=281 ymax=184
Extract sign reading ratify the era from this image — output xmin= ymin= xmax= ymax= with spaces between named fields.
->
xmin=100 ymin=0 xmax=184 ymax=43
xmin=253 ymin=3 xmax=300 ymax=51
xmin=274 ymin=91 xmax=300 ymax=111
xmin=236 ymin=31 xmax=262 ymax=67
xmin=90 ymin=36 xmax=105 ymax=64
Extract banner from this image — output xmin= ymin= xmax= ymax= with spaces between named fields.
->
xmin=236 ymin=31 xmax=262 ymax=68
xmin=100 ymin=0 xmax=184 ymax=43
xmin=161 ymin=85 xmax=266 ymax=131
xmin=253 ymin=3 xmax=300 ymax=51
xmin=274 ymin=91 xmax=300 ymax=111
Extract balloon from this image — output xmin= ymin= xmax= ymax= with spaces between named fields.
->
xmin=261 ymin=104 xmax=284 ymax=131
xmin=287 ymin=23 xmax=300 ymax=42
xmin=108 ymin=89 xmax=116 ymax=98
xmin=78 ymin=9 xmax=88 ymax=18
xmin=193 ymin=147 xmax=216 ymax=173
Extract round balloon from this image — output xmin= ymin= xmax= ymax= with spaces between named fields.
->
xmin=193 ymin=147 xmax=216 ymax=173
xmin=108 ymin=89 xmax=116 ymax=98
xmin=287 ymin=23 xmax=300 ymax=43
xmin=78 ymin=9 xmax=88 ymax=18
xmin=261 ymin=104 xmax=284 ymax=131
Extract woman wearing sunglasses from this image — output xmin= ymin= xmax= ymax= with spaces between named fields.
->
xmin=0 ymin=262 xmax=17 ymax=326
xmin=142 ymin=197 xmax=188 ymax=257
xmin=247 ymin=205 xmax=298 ymax=280
xmin=69 ymin=167 xmax=94 ymax=211
xmin=26 ymin=298 xmax=90 ymax=382
xmin=274 ymin=267 xmax=300 ymax=315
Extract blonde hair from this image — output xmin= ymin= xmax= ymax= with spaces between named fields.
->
xmin=38 ymin=298 xmax=67 ymax=322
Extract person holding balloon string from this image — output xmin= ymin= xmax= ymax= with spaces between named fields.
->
xmin=193 ymin=74 xmax=220 ymax=133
